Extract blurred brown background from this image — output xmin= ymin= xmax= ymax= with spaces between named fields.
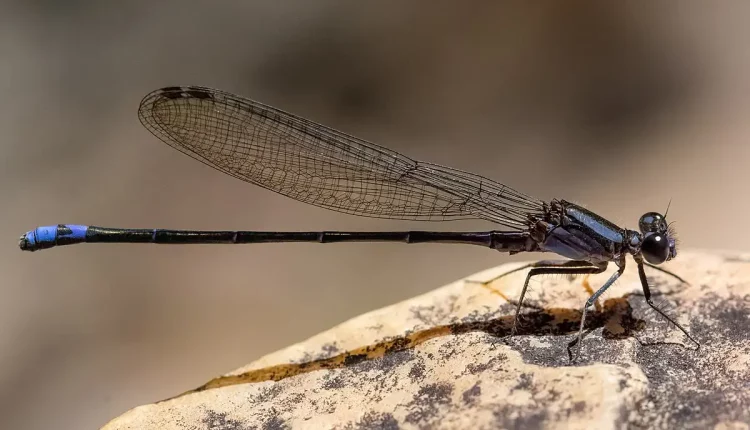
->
xmin=3 ymin=1 xmax=750 ymax=428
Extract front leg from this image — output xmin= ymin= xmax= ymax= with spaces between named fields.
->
xmin=636 ymin=255 xmax=700 ymax=349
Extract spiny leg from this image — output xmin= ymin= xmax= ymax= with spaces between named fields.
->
xmin=510 ymin=260 xmax=608 ymax=336
xmin=637 ymin=257 xmax=700 ymax=349
xmin=580 ymin=274 xmax=601 ymax=312
xmin=568 ymin=258 xmax=625 ymax=362
xmin=466 ymin=262 xmax=537 ymax=288
xmin=465 ymin=262 xmax=538 ymax=306
xmin=466 ymin=260 xmax=608 ymax=336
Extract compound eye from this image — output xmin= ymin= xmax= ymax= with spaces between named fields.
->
xmin=641 ymin=233 xmax=670 ymax=264
xmin=639 ymin=212 xmax=668 ymax=234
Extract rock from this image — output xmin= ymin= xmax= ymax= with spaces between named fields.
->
xmin=103 ymin=251 xmax=750 ymax=429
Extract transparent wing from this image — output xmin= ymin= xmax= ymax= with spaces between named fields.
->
xmin=138 ymin=86 xmax=545 ymax=230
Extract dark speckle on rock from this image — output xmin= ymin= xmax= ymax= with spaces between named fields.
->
xmin=513 ymin=373 xmax=534 ymax=391
xmin=201 ymin=410 xmax=252 ymax=430
xmin=437 ymin=338 xmax=461 ymax=362
xmin=404 ymin=382 xmax=454 ymax=424
xmin=311 ymin=398 xmax=338 ymax=415
xmin=356 ymin=349 xmax=415 ymax=374
xmin=346 ymin=411 xmax=400 ymax=430
xmin=463 ymin=355 xmax=506 ymax=375
xmin=409 ymin=296 xmax=459 ymax=326
xmin=546 ymin=388 xmax=562 ymax=402
xmin=409 ymin=304 xmax=439 ymax=326
xmin=462 ymin=383 xmax=481 ymax=405
xmin=323 ymin=375 xmax=346 ymax=390
xmin=573 ymin=401 xmax=586 ymax=412
xmin=407 ymin=361 xmax=426 ymax=382
xmin=278 ymin=392 xmax=306 ymax=412
xmin=492 ymin=405 xmax=548 ymax=430
xmin=255 ymin=384 xmax=283 ymax=403
xmin=320 ymin=342 xmax=342 ymax=357
xmin=712 ymin=298 xmax=750 ymax=341
xmin=619 ymin=379 xmax=629 ymax=392
xmin=262 ymin=414 xmax=290 ymax=430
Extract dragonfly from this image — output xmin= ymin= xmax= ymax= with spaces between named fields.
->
xmin=19 ymin=85 xmax=699 ymax=360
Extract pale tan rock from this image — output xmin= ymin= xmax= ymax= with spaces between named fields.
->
xmin=103 ymin=251 xmax=750 ymax=429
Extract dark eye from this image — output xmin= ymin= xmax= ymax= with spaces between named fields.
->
xmin=639 ymin=212 xmax=667 ymax=234
xmin=641 ymin=233 xmax=670 ymax=264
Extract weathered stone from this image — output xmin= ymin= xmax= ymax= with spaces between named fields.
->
xmin=103 ymin=251 xmax=750 ymax=429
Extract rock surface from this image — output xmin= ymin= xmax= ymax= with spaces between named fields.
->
xmin=103 ymin=251 xmax=750 ymax=429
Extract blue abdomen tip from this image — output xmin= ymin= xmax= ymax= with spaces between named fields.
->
xmin=63 ymin=224 xmax=89 ymax=239
xmin=19 ymin=224 xmax=89 ymax=251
